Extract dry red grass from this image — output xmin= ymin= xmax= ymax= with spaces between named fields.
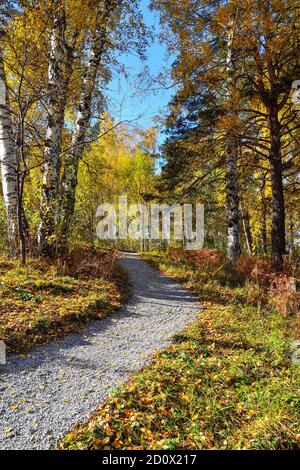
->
xmin=166 ymin=248 xmax=300 ymax=330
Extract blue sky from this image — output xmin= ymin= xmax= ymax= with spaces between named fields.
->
xmin=107 ymin=0 xmax=175 ymax=150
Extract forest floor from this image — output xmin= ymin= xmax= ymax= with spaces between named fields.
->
xmin=61 ymin=250 xmax=300 ymax=450
xmin=0 ymin=248 xmax=125 ymax=353
xmin=0 ymin=253 xmax=201 ymax=450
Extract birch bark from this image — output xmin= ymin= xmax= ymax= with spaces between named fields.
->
xmin=38 ymin=3 xmax=66 ymax=255
xmin=58 ymin=1 xmax=115 ymax=251
xmin=224 ymin=16 xmax=241 ymax=261
xmin=0 ymin=56 xmax=19 ymax=255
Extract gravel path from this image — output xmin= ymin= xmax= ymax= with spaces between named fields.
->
xmin=0 ymin=253 xmax=201 ymax=450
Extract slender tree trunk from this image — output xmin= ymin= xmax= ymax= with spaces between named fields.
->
xmin=261 ymin=201 xmax=268 ymax=254
xmin=240 ymin=203 xmax=253 ymax=255
xmin=268 ymin=107 xmax=286 ymax=270
xmin=38 ymin=3 xmax=66 ymax=256
xmin=288 ymin=214 xmax=294 ymax=254
xmin=17 ymin=172 xmax=26 ymax=264
xmin=0 ymin=56 xmax=19 ymax=256
xmin=244 ymin=212 xmax=253 ymax=254
xmin=15 ymin=92 xmax=30 ymax=264
xmin=261 ymin=2 xmax=286 ymax=270
xmin=225 ymin=143 xmax=241 ymax=260
xmin=58 ymin=12 xmax=111 ymax=252
xmin=260 ymin=177 xmax=268 ymax=254
xmin=224 ymin=15 xmax=241 ymax=262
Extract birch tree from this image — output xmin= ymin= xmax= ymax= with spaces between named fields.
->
xmin=38 ymin=0 xmax=67 ymax=255
xmin=0 ymin=55 xmax=19 ymax=255
xmin=58 ymin=0 xmax=118 ymax=251
xmin=1 ymin=1 xmax=50 ymax=261
xmin=0 ymin=4 xmax=19 ymax=256
xmin=224 ymin=11 xmax=241 ymax=261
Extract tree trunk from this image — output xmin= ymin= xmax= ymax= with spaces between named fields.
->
xmin=268 ymin=107 xmax=286 ymax=271
xmin=58 ymin=9 xmax=111 ymax=252
xmin=225 ymin=143 xmax=241 ymax=260
xmin=0 ymin=57 xmax=19 ymax=256
xmin=240 ymin=203 xmax=253 ymax=255
xmin=17 ymin=173 xmax=26 ymax=264
xmin=38 ymin=3 xmax=66 ymax=256
xmin=224 ymin=15 xmax=241 ymax=262
xmin=261 ymin=178 xmax=268 ymax=254
xmin=288 ymin=214 xmax=294 ymax=254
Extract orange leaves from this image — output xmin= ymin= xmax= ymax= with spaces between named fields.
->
xmin=0 ymin=248 xmax=125 ymax=353
xmin=58 ymin=250 xmax=300 ymax=451
xmin=59 ymin=275 xmax=300 ymax=450
xmin=236 ymin=255 xmax=300 ymax=320
xmin=167 ymin=247 xmax=224 ymax=275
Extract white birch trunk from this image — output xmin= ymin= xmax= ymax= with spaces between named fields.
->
xmin=0 ymin=56 xmax=19 ymax=255
xmin=225 ymin=16 xmax=241 ymax=261
xmin=38 ymin=4 xmax=66 ymax=255
xmin=58 ymin=2 xmax=114 ymax=250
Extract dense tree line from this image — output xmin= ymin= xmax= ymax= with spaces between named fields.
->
xmin=0 ymin=0 xmax=150 ymax=262
xmin=152 ymin=0 xmax=300 ymax=270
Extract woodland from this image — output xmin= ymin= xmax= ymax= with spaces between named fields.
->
xmin=0 ymin=0 xmax=299 ymax=451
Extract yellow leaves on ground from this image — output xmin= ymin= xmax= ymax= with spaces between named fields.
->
xmin=0 ymin=248 xmax=126 ymax=353
xmin=60 ymin=251 xmax=300 ymax=451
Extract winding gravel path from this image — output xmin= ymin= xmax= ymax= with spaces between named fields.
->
xmin=0 ymin=253 xmax=201 ymax=450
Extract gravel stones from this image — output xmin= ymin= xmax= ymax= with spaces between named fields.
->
xmin=0 ymin=254 xmax=201 ymax=450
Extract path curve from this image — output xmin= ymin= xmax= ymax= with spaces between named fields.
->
xmin=0 ymin=254 xmax=201 ymax=450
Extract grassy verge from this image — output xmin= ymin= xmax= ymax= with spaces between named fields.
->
xmin=0 ymin=248 xmax=127 ymax=353
xmin=60 ymin=250 xmax=300 ymax=450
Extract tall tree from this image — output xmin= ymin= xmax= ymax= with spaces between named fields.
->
xmin=58 ymin=0 xmax=148 ymax=252
xmin=58 ymin=0 xmax=118 ymax=252
xmin=237 ymin=0 xmax=300 ymax=269
xmin=224 ymin=10 xmax=241 ymax=261
xmin=0 ymin=2 xmax=20 ymax=256
xmin=153 ymin=0 xmax=300 ymax=268
xmin=1 ymin=0 xmax=50 ymax=262
xmin=152 ymin=0 xmax=243 ymax=260
xmin=38 ymin=0 xmax=67 ymax=255
xmin=0 ymin=55 xmax=19 ymax=255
